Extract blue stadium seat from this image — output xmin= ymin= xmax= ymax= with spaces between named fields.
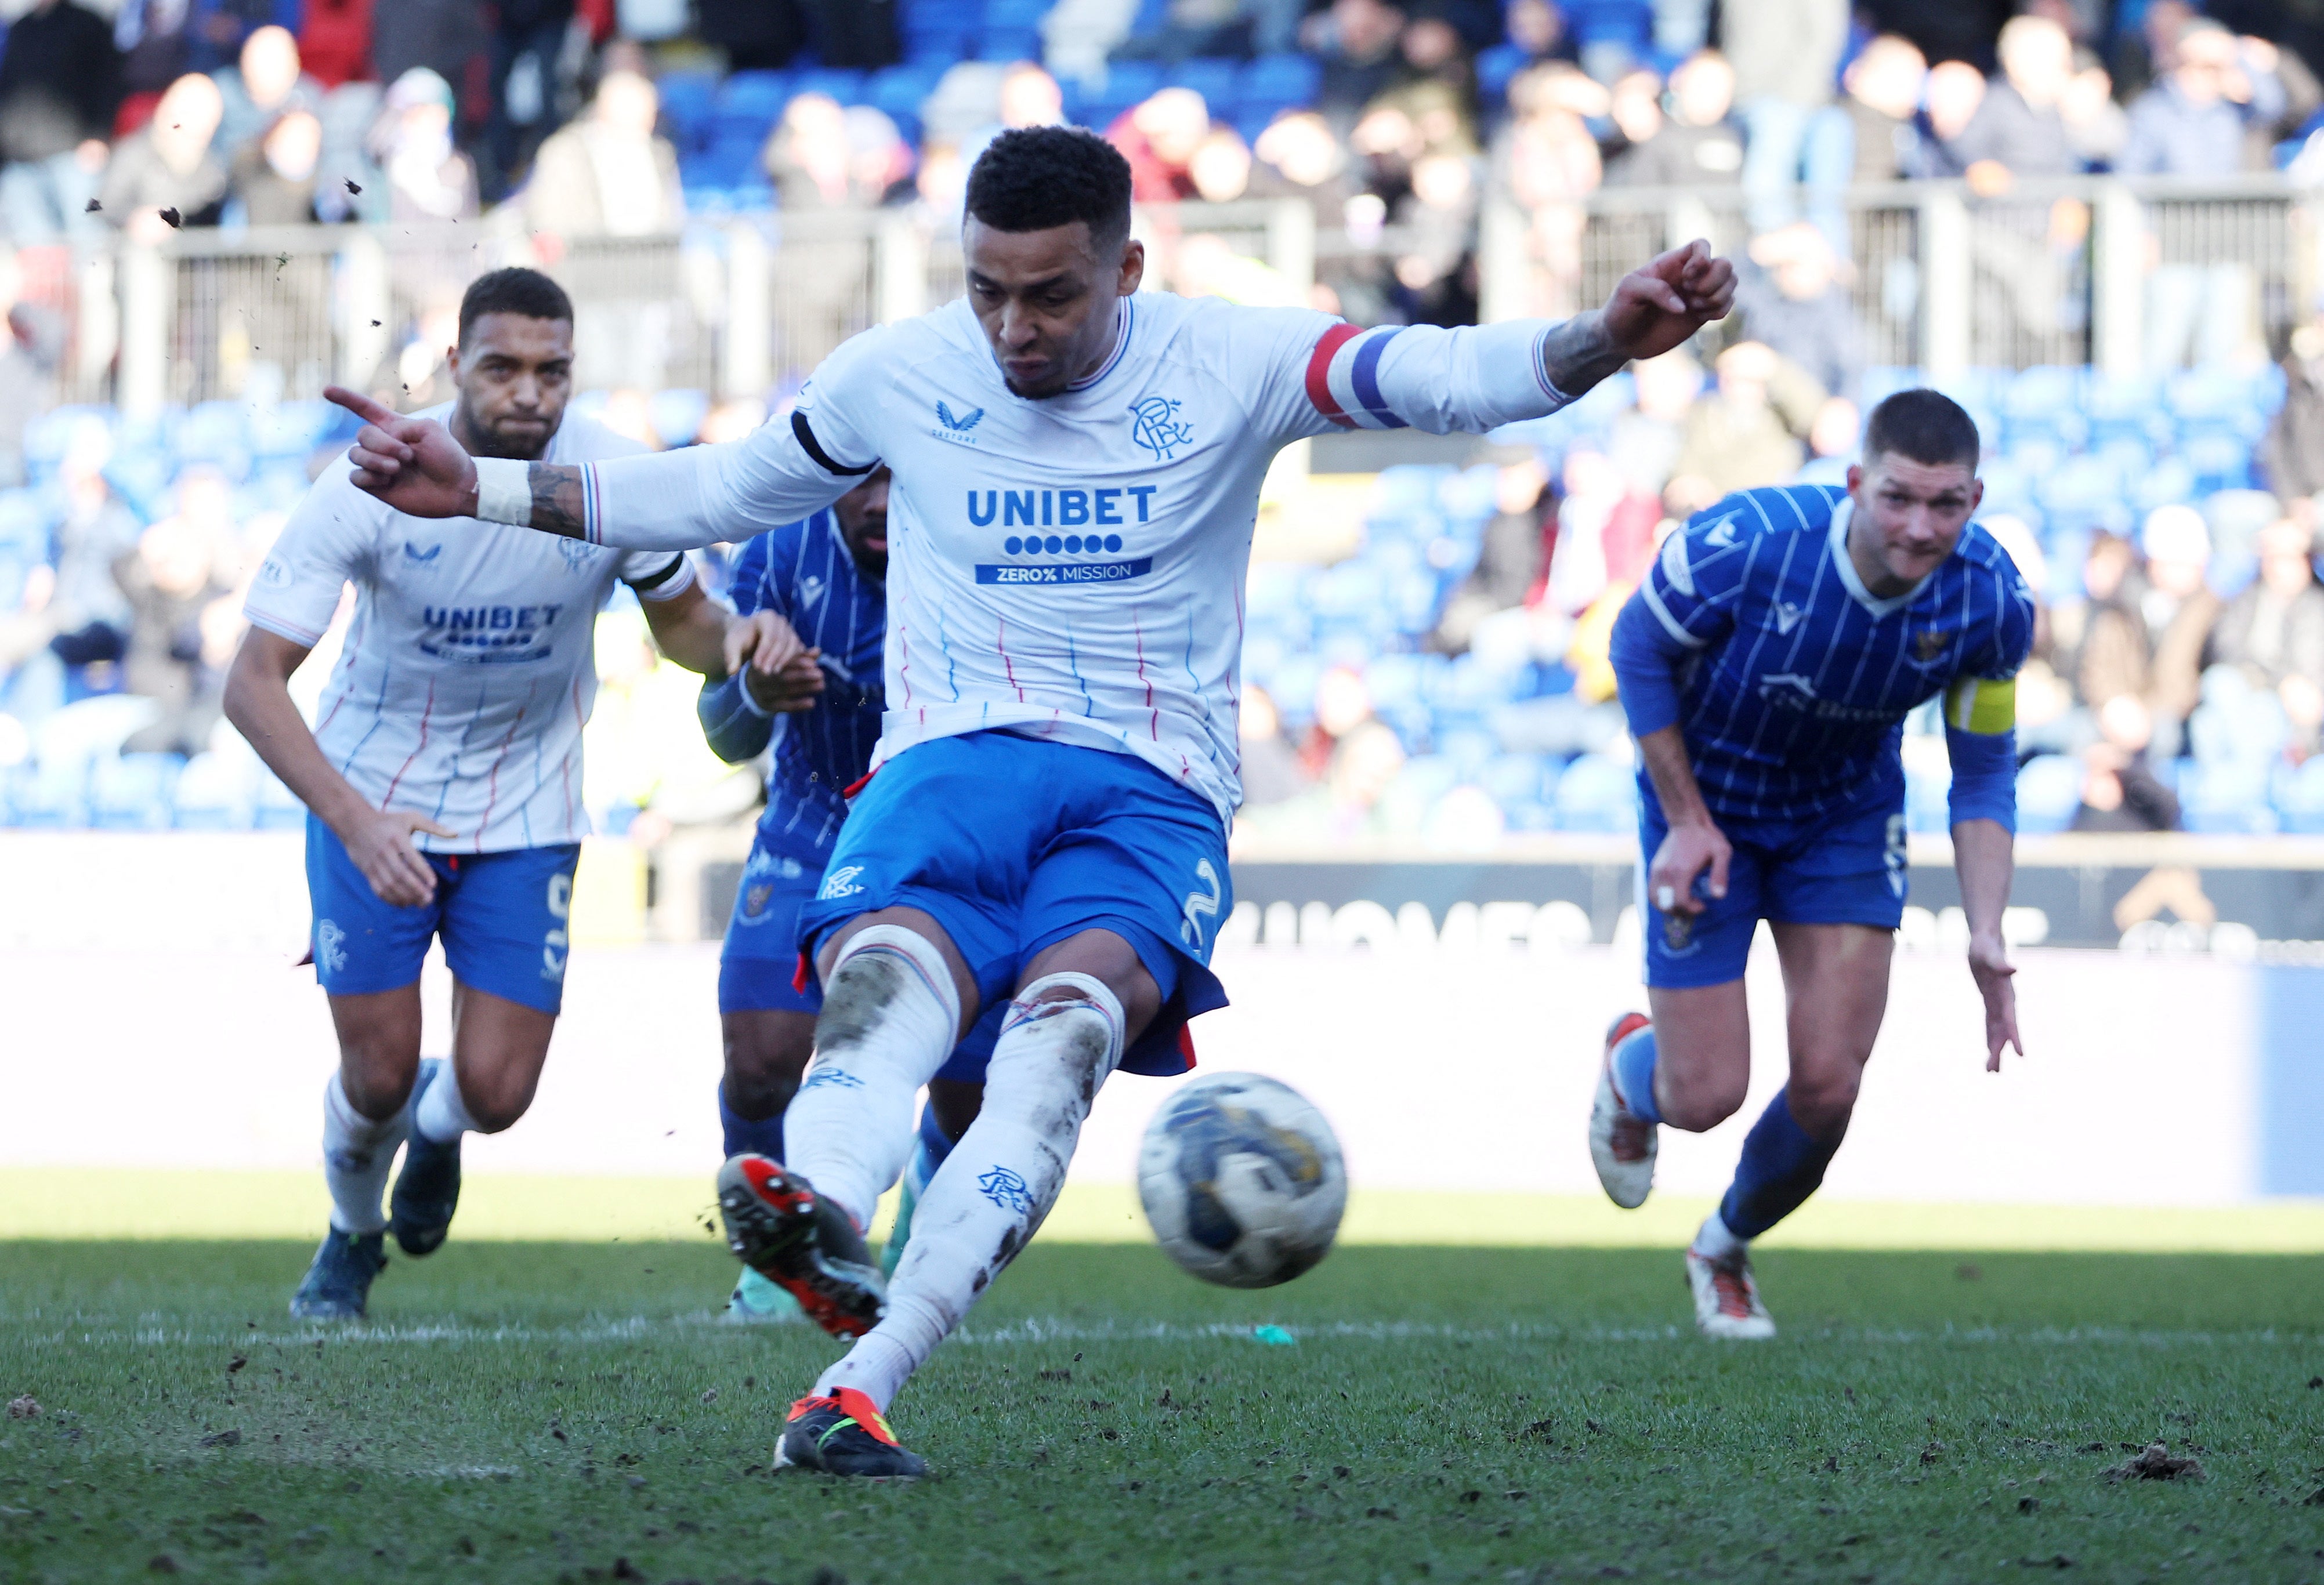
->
xmin=2274 ymin=756 xmax=2324 ymax=833
xmin=978 ymin=27 xmax=1043 ymax=60
xmin=1550 ymin=752 xmax=1637 ymax=833
xmin=2036 ymin=454 xmax=2133 ymax=536
xmin=1475 ymin=43 xmax=1529 ymax=103
xmin=2180 ymin=760 xmax=2278 ymax=834
xmin=1237 ymin=52 xmax=1321 ymax=107
xmin=2083 ymin=375 xmax=2167 ymax=448
xmin=5 ymin=760 xmax=88 ymax=828
xmin=1101 ymin=60 xmax=1167 ymax=107
xmin=171 ymin=750 xmax=255 ymax=830
xmin=790 ymin=68 xmax=868 ymax=106
xmin=86 ymin=752 xmax=182 ymax=830
xmin=1479 ymin=752 xmax=1552 ymax=808
xmin=657 ymin=71 xmax=721 ymax=151
xmin=1567 ymin=0 xmax=1650 ymax=46
xmin=1169 ymin=57 xmax=1240 ymax=113
xmin=718 ymin=71 xmax=794 ymax=118
xmin=867 ymin=63 xmax=949 ymax=121
xmin=984 ymin=0 xmax=1051 ymax=24
xmin=1999 ymin=365 xmax=2087 ymax=451
xmin=253 ymin=771 xmax=306 ymax=831
xmin=2014 ymin=755 xmax=2083 ymax=835
xmin=2182 ymin=431 xmax=2253 ymax=495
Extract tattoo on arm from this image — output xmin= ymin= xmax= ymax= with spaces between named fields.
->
xmin=1539 ymin=310 xmax=1627 ymax=400
xmin=526 ymin=463 xmax=589 ymax=539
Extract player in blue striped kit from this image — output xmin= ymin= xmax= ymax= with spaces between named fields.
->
xmin=694 ymin=465 xmax=989 ymax=1321
xmin=1593 ymin=389 xmax=2036 ymax=1338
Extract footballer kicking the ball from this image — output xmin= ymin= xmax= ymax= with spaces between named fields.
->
xmin=324 ymin=126 xmax=1735 ymax=1475
xmin=1591 ymin=390 xmax=2035 ymax=1339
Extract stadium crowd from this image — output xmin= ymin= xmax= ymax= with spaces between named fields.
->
xmin=4 ymin=0 xmax=2324 ymax=852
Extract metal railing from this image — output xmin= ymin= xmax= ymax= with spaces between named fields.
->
xmin=19 ymin=176 xmax=2323 ymax=420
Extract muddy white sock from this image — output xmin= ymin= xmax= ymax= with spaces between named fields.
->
xmin=787 ymin=925 xmax=962 ymax=1230
xmin=1690 ymin=1210 xmax=1747 ymax=1263
xmin=814 ymin=973 xmax=1124 ymax=1411
xmin=414 ymin=1064 xmax=483 ymax=1145
xmin=321 ymin=1072 xmax=405 ymax=1235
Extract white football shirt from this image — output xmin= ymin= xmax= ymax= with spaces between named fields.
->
xmin=562 ymin=293 xmax=1573 ymax=821
xmin=244 ymin=407 xmax=694 ymax=853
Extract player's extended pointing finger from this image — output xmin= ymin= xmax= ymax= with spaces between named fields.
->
xmin=324 ymin=384 xmax=403 ymax=431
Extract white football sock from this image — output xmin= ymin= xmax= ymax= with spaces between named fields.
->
xmin=815 ymin=973 xmax=1124 ymax=1411
xmin=414 ymin=1063 xmax=483 ymax=1145
xmin=787 ymin=925 xmax=964 ymax=1230
xmin=1690 ymin=1210 xmax=1747 ymax=1262
xmin=321 ymin=1071 xmax=406 ymax=1235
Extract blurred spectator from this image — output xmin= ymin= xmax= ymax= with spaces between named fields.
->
xmin=2210 ymin=517 xmax=2324 ymax=753
xmin=185 ymin=0 xmax=301 ymax=75
xmin=1841 ymin=34 xmax=1928 ymax=183
xmin=2123 ymin=20 xmax=2285 ymax=368
xmin=2060 ymin=48 xmax=2127 ymax=168
xmin=1493 ymin=75 xmax=1600 ymax=318
xmin=1391 ymin=147 xmax=1479 ymax=323
xmin=1250 ymin=110 xmax=1357 ymax=225
xmin=525 ymin=68 xmax=684 ymax=235
xmin=367 ymin=68 xmax=476 ymax=222
xmin=1608 ymin=349 xmax=1698 ymax=499
xmin=1732 ymin=222 xmax=1863 ymax=404
xmin=483 ymin=0 xmax=578 ymax=196
xmin=2261 ymin=320 xmax=2324 ymax=500
xmin=1313 ymin=0 xmax=1409 ymax=128
xmin=2072 ymin=695 xmax=2181 ymax=832
xmin=1433 ymin=447 xmax=1549 ymax=653
xmin=0 ymin=0 xmax=121 ymax=244
xmin=99 ymin=72 xmax=231 ymax=242
xmin=1952 ymin=15 xmax=2077 ymax=187
xmin=798 ymin=0 xmax=900 ymax=70
xmin=1498 ymin=0 xmax=1576 ymax=75
xmin=2142 ymin=503 xmax=2222 ymax=745
xmin=117 ymin=0 xmax=193 ymax=103
xmin=767 ymin=93 xmax=853 ymax=209
xmin=1722 ymin=0 xmax=1845 ymax=235
xmin=2053 ymin=529 xmax=2153 ymax=712
xmin=228 ymin=104 xmax=322 ymax=223
xmin=1364 ymin=12 xmax=1480 ymax=154
xmin=1108 ymin=87 xmax=1212 ymax=203
xmin=1916 ymin=60 xmax=1986 ymax=179
xmin=0 ymin=302 xmax=65 ymax=484
xmin=370 ymin=0 xmax=486 ymax=107
xmin=115 ymin=477 xmax=236 ymax=755
xmin=1299 ymin=662 xmax=1375 ymax=779
xmin=296 ymin=0 xmax=372 ymax=90
xmin=1237 ymin=685 xmax=1313 ymax=808
xmin=1188 ymin=126 xmax=1254 ymax=202
xmin=1602 ymin=50 xmax=1740 ymax=187
xmin=1112 ymin=0 xmax=1259 ymax=64
xmin=45 ymin=427 xmax=142 ymax=685
xmin=213 ymin=23 xmax=319 ymax=158
xmin=696 ymin=0 xmax=805 ymax=72
xmin=2119 ymin=18 xmax=2286 ymax=177
xmin=1544 ymin=447 xmax=1658 ymax=616
xmin=1664 ymin=340 xmax=1822 ymax=516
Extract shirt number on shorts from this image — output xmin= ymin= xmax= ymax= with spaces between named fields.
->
xmin=544 ymin=872 xmax=572 ymax=980
xmin=1181 ymin=858 xmax=1221 ymax=951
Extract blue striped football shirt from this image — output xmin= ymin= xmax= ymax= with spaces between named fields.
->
xmin=719 ymin=511 xmax=886 ymax=854
xmin=1624 ymin=483 xmax=2036 ymax=823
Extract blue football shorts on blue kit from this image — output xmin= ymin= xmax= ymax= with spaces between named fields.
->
xmin=303 ymin=813 xmax=580 ymax=1014
xmin=718 ymin=821 xmax=1005 ymax=1077
xmin=1637 ymin=786 xmax=1909 ymax=989
xmin=796 ymin=731 xmax=1233 ymax=1078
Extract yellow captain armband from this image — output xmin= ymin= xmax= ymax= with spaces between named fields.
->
xmin=1944 ymin=675 xmax=2017 ymax=735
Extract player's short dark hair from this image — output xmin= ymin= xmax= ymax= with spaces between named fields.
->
xmin=964 ymin=126 xmax=1135 ymax=252
xmin=458 ymin=267 xmax=574 ymax=346
xmin=1862 ymin=388 xmax=1981 ymax=473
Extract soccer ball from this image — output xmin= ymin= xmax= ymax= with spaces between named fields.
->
xmin=1136 ymin=1071 xmax=1348 ymax=1289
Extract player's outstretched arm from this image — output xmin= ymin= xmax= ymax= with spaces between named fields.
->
xmin=1541 ymin=240 xmax=1737 ymax=399
xmin=323 ymin=385 xmax=864 ymax=552
xmin=1953 ymin=818 xmax=2022 ymax=1072
xmin=222 ymin=628 xmax=453 ymax=906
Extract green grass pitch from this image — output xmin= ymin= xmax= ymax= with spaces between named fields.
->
xmin=6 ymin=1238 xmax=2324 ymax=1583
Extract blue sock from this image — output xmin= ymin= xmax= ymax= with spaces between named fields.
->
xmin=917 ymin=1101 xmax=957 ymax=1169
xmin=1610 ymin=1024 xmax=1663 ymax=1125
xmin=1717 ymin=1088 xmax=1841 ymax=1240
xmin=718 ymin=1082 xmax=789 ymax=1163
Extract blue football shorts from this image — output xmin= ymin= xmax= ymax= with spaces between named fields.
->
xmin=303 ymin=813 xmax=580 ymax=1014
xmin=718 ymin=820 xmax=1007 ymax=1077
xmin=796 ymin=731 xmax=1233 ymax=1078
xmin=1637 ymin=786 xmax=1909 ymax=989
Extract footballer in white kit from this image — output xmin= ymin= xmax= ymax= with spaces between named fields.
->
xmin=328 ymin=129 xmax=1735 ymax=1473
xmin=229 ymin=267 xmax=797 ymax=1321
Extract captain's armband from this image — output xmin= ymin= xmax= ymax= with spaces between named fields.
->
xmin=1944 ymin=675 xmax=2016 ymax=736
